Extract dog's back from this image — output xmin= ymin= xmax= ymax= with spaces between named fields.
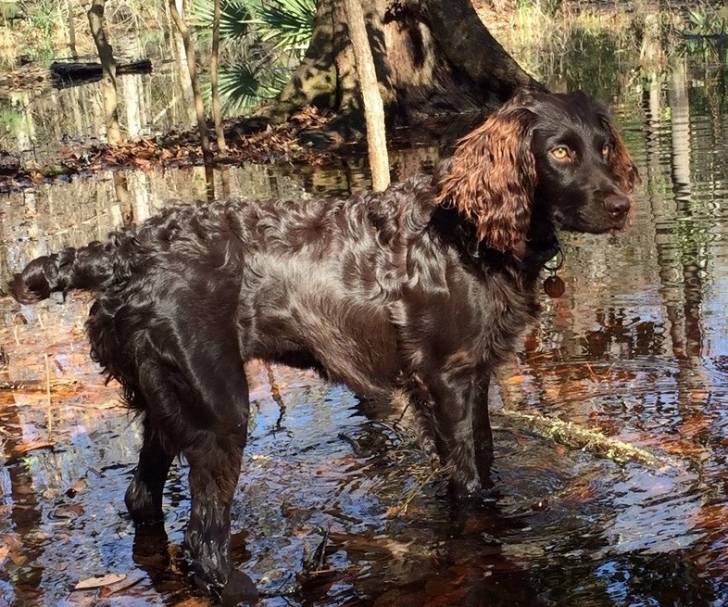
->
xmin=10 ymin=175 xmax=440 ymax=402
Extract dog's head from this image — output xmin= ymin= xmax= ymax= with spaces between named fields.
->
xmin=435 ymin=88 xmax=639 ymax=254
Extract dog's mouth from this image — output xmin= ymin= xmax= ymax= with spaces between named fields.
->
xmin=553 ymin=208 xmax=630 ymax=235
xmin=598 ymin=215 xmax=630 ymax=234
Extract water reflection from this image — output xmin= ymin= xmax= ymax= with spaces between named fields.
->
xmin=0 ymin=46 xmax=197 ymax=167
xmin=0 ymin=59 xmax=728 ymax=607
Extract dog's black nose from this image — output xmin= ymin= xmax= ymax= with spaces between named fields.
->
xmin=604 ymin=193 xmax=631 ymax=218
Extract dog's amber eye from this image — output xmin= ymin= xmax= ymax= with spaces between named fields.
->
xmin=550 ymin=146 xmax=571 ymax=161
xmin=602 ymin=144 xmax=610 ymax=160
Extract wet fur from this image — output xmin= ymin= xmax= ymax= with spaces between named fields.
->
xmin=9 ymin=89 xmax=637 ymax=604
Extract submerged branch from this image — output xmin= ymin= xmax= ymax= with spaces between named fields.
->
xmin=498 ymin=409 xmax=671 ymax=469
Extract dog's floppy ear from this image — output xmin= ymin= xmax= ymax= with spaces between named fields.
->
xmin=436 ymin=93 xmax=537 ymax=254
xmin=602 ymin=114 xmax=639 ymax=194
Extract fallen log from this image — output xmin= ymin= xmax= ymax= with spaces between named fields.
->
xmin=0 ymin=152 xmax=21 ymax=176
xmin=51 ymin=59 xmax=152 ymax=88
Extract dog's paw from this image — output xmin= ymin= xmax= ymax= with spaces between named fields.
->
xmin=448 ymin=478 xmax=499 ymax=509
xmin=219 ymin=569 xmax=258 ymax=606
xmin=124 ymin=480 xmax=164 ymax=526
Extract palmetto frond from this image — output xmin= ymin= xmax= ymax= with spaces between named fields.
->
xmin=216 ymin=62 xmax=287 ymax=113
xmin=252 ymin=0 xmax=315 ymax=52
xmin=189 ymin=0 xmax=256 ymax=40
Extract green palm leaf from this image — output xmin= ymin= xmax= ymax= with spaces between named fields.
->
xmin=216 ymin=63 xmax=286 ymax=113
xmin=253 ymin=0 xmax=315 ymax=52
xmin=189 ymin=0 xmax=256 ymax=40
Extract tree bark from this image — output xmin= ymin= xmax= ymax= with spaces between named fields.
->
xmin=67 ymin=0 xmax=78 ymax=59
xmin=168 ymin=0 xmax=212 ymax=160
xmin=269 ymin=0 xmax=543 ymax=126
xmin=422 ymin=0 xmax=539 ymax=100
xmin=211 ymin=0 xmax=227 ymax=153
xmin=87 ymin=0 xmax=121 ymax=145
xmin=168 ymin=0 xmax=196 ymax=126
xmin=343 ymin=0 xmax=390 ymax=191
xmin=271 ymin=1 xmax=343 ymax=118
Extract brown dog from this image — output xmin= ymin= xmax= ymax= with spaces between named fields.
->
xmin=10 ymin=89 xmax=637 ymax=604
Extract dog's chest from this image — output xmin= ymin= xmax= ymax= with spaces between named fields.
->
xmin=391 ymin=259 xmax=538 ymax=372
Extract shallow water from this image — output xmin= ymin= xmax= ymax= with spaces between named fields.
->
xmin=1 ymin=54 xmax=728 ymax=607
xmin=0 ymin=37 xmax=198 ymax=167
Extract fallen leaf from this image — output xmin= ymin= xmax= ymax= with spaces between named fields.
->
xmin=689 ymin=389 xmax=709 ymax=403
xmin=10 ymin=440 xmax=54 ymax=457
xmin=98 ymin=572 xmax=145 ymax=597
xmin=65 ymin=478 xmax=88 ymax=497
xmin=0 ymin=535 xmax=27 ymax=567
xmin=173 ymin=598 xmax=212 ymax=606
xmin=10 ymin=552 xmax=27 ymax=566
xmin=74 ymin=573 xmax=127 ymax=590
xmin=502 ymin=374 xmax=526 ymax=386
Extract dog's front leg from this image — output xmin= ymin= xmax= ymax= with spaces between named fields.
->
xmin=419 ymin=370 xmax=493 ymax=499
xmin=471 ymin=375 xmax=494 ymax=486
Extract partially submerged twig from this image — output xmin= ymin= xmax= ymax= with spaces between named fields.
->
xmin=380 ymin=409 xmax=672 ymax=521
xmin=387 ymin=386 xmax=668 ymax=469
xmin=265 ymin=363 xmax=286 ymax=431
xmin=312 ymin=526 xmax=330 ymax=570
xmin=0 ymin=378 xmax=77 ymax=392
xmin=498 ymin=409 xmax=670 ymax=468
xmin=385 ymin=464 xmax=453 ymax=518
xmin=45 ymin=354 xmax=53 ymax=440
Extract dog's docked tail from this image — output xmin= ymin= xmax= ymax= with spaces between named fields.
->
xmin=10 ymin=241 xmax=116 ymax=304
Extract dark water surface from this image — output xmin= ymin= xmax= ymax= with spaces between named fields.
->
xmin=1 ymin=56 xmax=728 ymax=606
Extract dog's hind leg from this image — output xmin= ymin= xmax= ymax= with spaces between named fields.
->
xmin=137 ymin=352 xmax=254 ymax=603
xmin=184 ymin=422 xmax=255 ymax=604
xmin=125 ymin=417 xmax=175 ymax=526
xmin=169 ymin=340 xmax=256 ymax=604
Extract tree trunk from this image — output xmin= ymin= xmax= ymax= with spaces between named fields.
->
xmin=343 ymin=0 xmax=390 ymax=191
xmin=67 ymin=0 xmax=78 ymax=59
xmin=271 ymin=1 xmax=343 ymax=118
xmin=269 ymin=0 xmax=543 ymax=126
xmin=168 ymin=0 xmax=196 ymax=126
xmin=87 ymin=0 xmax=121 ymax=145
xmin=211 ymin=0 xmax=227 ymax=153
xmin=168 ymin=0 xmax=212 ymax=160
